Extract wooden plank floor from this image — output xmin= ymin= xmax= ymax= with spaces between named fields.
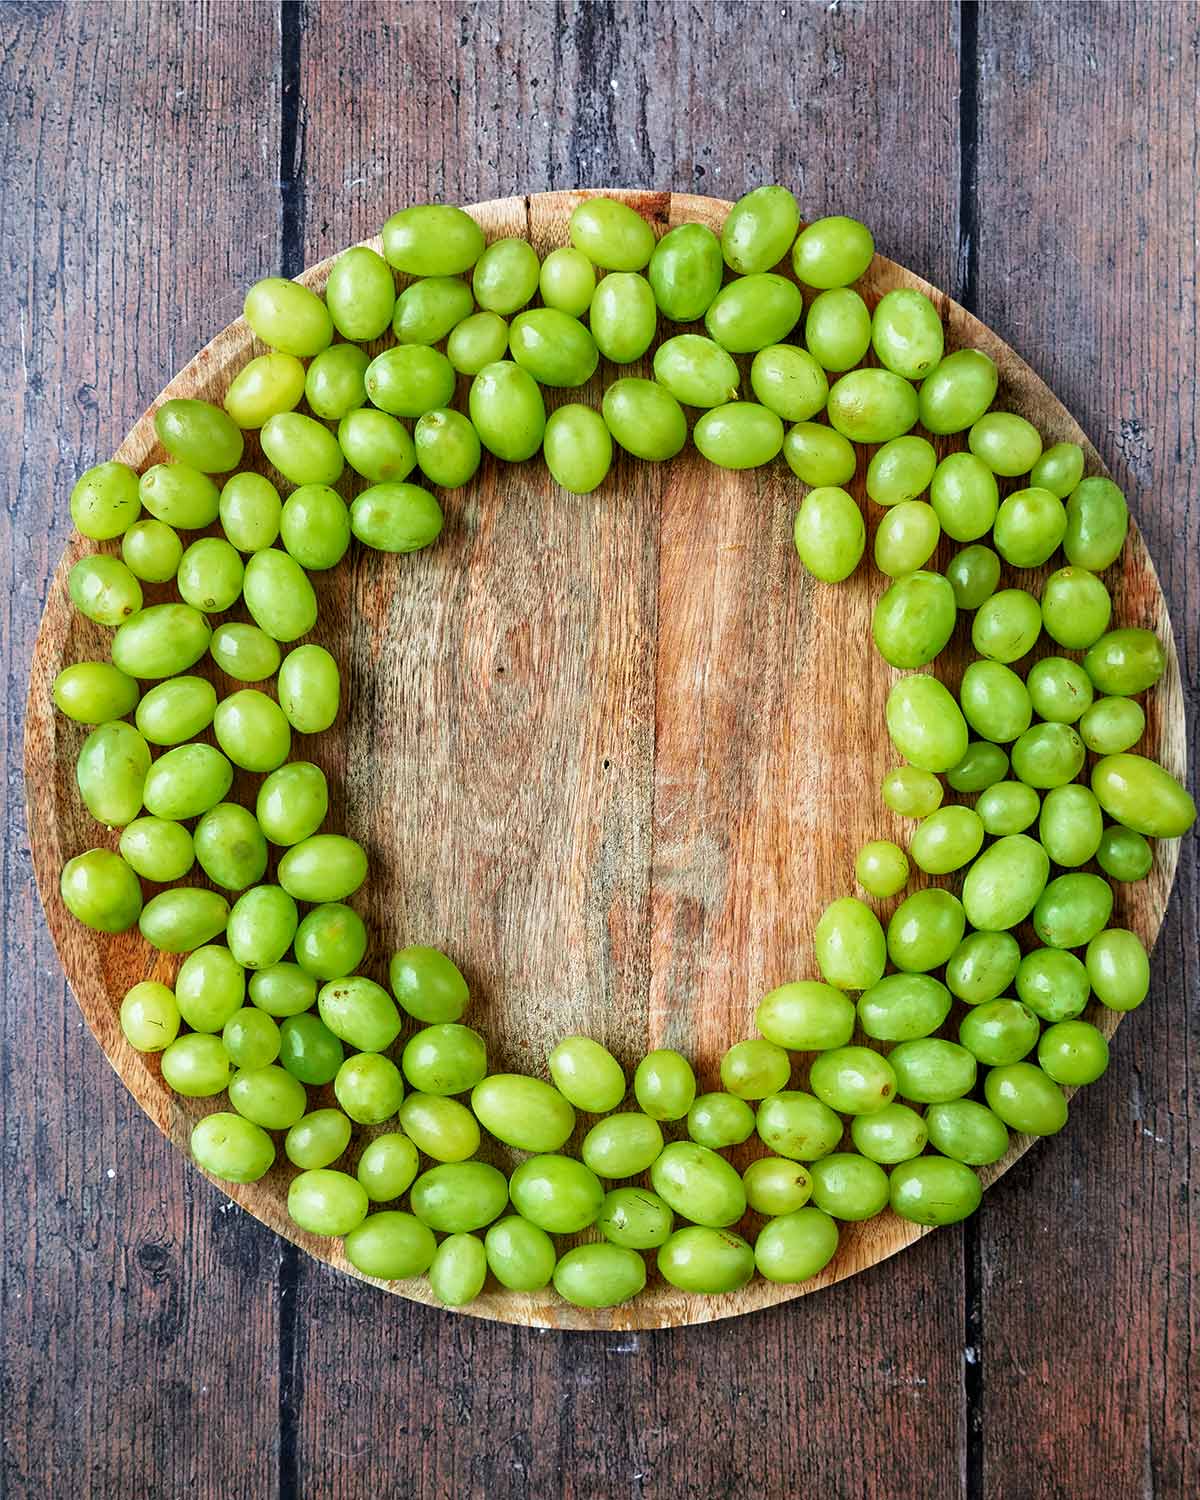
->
xmin=1 ymin=3 xmax=1195 ymax=1496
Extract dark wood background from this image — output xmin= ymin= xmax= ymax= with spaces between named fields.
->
xmin=2 ymin=3 xmax=1196 ymax=1496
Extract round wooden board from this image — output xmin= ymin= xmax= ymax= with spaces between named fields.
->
xmin=25 ymin=191 xmax=1188 ymax=1330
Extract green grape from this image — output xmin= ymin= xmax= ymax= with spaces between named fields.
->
xmin=470 ymin=1072 xmax=576 ymax=1151
xmin=945 ymin=930 xmax=1022 ymax=1005
xmin=509 ymin=1154 xmax=604 ymax=1233
xmin=160 ymin=1032 xmax=232 ymax=1098
xmin=119 ymin=816 xmax=194 ymax=882
xmin=243 ymin=277 xmax=333 ymax=356
xmin=870 ymin=288 xmax=944 ymax=380
xmin=660 ymin=1226 xmax=755 ymax=1293
xmin=414 ymin=408 xmax=482 ymax=489
xmin=278 ymin=1013 xmax=343 ymax=1085
xmin=485 ymin=1216 xmax=557 ymax=1292
xmin=278 ymin=834 xmax=368 ymax=902
xmin=946 ymin=740 xmax=1010 ymax=794
xmin=249 ymin=963 xmax=318 ymax=1018
xmin=749 ymin=344 xmax=828 ymax=422
xmin=793 ymin=485 xmax=865 ymax=583
xmin=75 ymin=720 xmax=149 ymax=827
xmin=1040 ymin=566 xmax=1111 ymax=650
xmin=792 ymin=215 xmax=873 ymax=287
xmin=590 ymin=272 xmax=657 ymax=362
xmin=324 ymin=245 xmax=396 ymax=341
xmin=968 ymin=412 xmax=1043 ymax=477
xmin=880 ymin=765 xmax=944 ymax=819
xmin=547 ymin=1036 xmax=626 ymax=1113
xmin=686 ymin=1093 xmax=755 ymax=1149
xmin=382 ymin=204 xmax=485 ymax=276
xmin=918 ymin=348 xmax=998 ymax=435
xmin=193 ymin=802 xmax=268 ymax=891
xmin=345 ymin=1212 xmax=437 ymax=1282
xmin=554 ymin=1244 xmax=648 ymax=1309
xmin=653 ymin=335 xmax=739 ymax=408
xmin=334 ymin=1052 xmax=405 ymax=1124
xmin=633 ymin=1049 xmax=696 ymax=1120
xmin=177 ymin=536 xmax=244 ymax=613
xmin=1064 ymin=476 xmax=1128 ymax=570
xmin=287 ymin=1109 xmax=353 ymax=1170
xmin=754 ymin=1209 xmax=839 ymax=1285
xmin=399 ymin=1093 xmax=481 ymax=1163
xmin=742 ymin=1157 xmax=813 ymax=1215
xmin=958 ymin=999 xmax=1041 ymax=1066
xmin=446 ymin=309 xmax=509 ymax=375
xmin=119 ymin=980 xmax=180 ymax=1053
xmin=276 ymin=643 xmax=340 ymax=733
xmin=803 ymin=287 xmax=871 ymax=372
xmin=294 ymin=903 xmax=366 ymax=981
xmin=694 ymin=402 xmax=783 ymax=469
xmin=867 ymin=435 xmax=937 ymax=507
xmin=213 ymin=689 xmax=291 ymax=773
xmin=190 ymin=1112 xmax=275 ymax=1184
xmin=929 ymin=452 xmax=999 ymax=540
xmin=401 ymin=1023 xmax=488 ymax=1095
xmin=388 ymin=946 xmax=468 ymax=1023
xmin=1010 ymin=721 xmax=1085 ymax=789
xmin=809 ymin=1046 xmax=897 ymax=1115
xmin=155 ymin=397 xmax=244 ymax=473
xmin=142 ymin=743 xmax=232 ymax=820
xmin=1031 ymin=441 xmax=1084 ymax=498
xmin=122 ymin=517 xmax=183 ymax=581
xmin=984 ymin=1062 xmax=1068 ymax=1136
xmin=1097 ymin=825 xmax=1153 ymax=882
xmin=509 ymin=307 xmax=599 ymax=388
xmin=428 ymin=1233 xmax=487 ymax=1307
xmin=719 ymin=1039 xmax=790 ymax=1101
xmin=543 ymin=404 xmax=613 ymax=494
xmin=962 ymin=833 xmax=1050 ymax=931
xmin=650 ymin=1141 xmax=746 ymax=1228
xmin=1015 ymin=947 xmax=1090 ymax=1022
xmin=279 ymin=484 xmax=351 ymax=571
xmin=337 ymin=408 xmax=417 ymax=484
xmin=925 ymin=1099 xmax=1010 ymax=1166
xmin=1091 ymin=753 xmax=1195 ymax=837
xmin=287 ymin=1169 xmax=369 ymax=1237
xmin=68 ymin=554 xmax=143 ymax=626
xmin=219 ymin=472 xmax=282 ymax=551
xmin=365 ymin=347 xmax=455 ymax=420
xmin=756 ymin=1090 xmax=843 ymax=1161
xmin=854 ymin=840 xmax=909 ymax=899
xmin=813 ymin=897 xmax=886 ymax=991
xmin=135 ymin=676 xmax=217 ymax=746
xmin=1084 ymin=628 xmax=1166 ymax=697
xmin=971 ymin=588 xmax=1043 ymax=664
xmin=873 ymin=501 xmax=942 ymax=577
xmin=1086 ymin=927 xmax=1150 ymax=1011
xmin=468 ymin=360 xmax=545 ymax=460
xmin=1033 ymin=872 xmax=1113 ymax=949
xmin=210 ymin=622 xmax=281 ymax=683
xmin=472 ymin=236 xmax=540 ymax=314
xmin=356 ymin=1132 xmax=420 ymax=1200
xmin=809 ymin=1152 xmax=890 ymax=1221
xmin=222 ymin=1006 xmax=282 ymax=1070
xmin=226 ymin=884 xmax=298 ymax=969
xmin=242 ymin=548 xmax=317 ymax=642
xmin=69 ymin=461 xmax=140 ymax=539
xmin=350 ymin=481 xmax=444 ymax=553
xmin=858 ymin=973 xmax=952 ymax=1042
xmin=139 ymin=462 xmax=220 ymax=529
xmin=229 ymin=1063 xmax=307 ymax=1129
xmin=391 ymin=277 xmax=474 ymax=345
xmin=826 ymin=368 xmax=918 ymax=444
xmin=993 ymin=486 xmax=1067 ymax=569
xmin=889 ymin=1156 xmax=982 ymax=1224
xmin=1038 ymin=784 xmax=1104 ymax=866
xmin=256 ymin=761 xmax=328 ymax=846
xmin=782 ymin=421 xmax=857 ymax=486
xmin=570 ymin=196 xmax=655 ymax=270
xmin=538 ymin=245 xmax=596 ymax=315
xmin=871 ymin=569 xmax=956 ymax=667
xmin=648 ymin=221 xmax=724 ymax=321
xmin=886 ymin=673 xmax=969 ymax=772
xmin=721 ymin=184 xmax=800 ymax=273
xmin=705 ymin=273 xmax=802 ymax=353
xmin=582 ymin=1113 xmax=664 ymax=1178
xmin=318 ymin=975 xmax=402 ymax=1052
xmin=113 ymin=603 xmax=211 ymax=680
xmin=886 ymin=888 xmax=966 ymax=972
xmin=849 ymin=1102 xmax=928 ymax=1164
xmin=755 ymin=981 xmax=855 ymax=1051
xmin=946 ymin=544 xmax=1001 ymax=611
xmin=597 ymin=1187 xmax=675 ymax=1248
xmin=59 ymin=849 xmax=142 ymax=932
xmin=1026 ymin=656 xmax=1094 ymax=725
xmin=602 ymin=377 xmax=686 ymax=461
xmin=976 ymin=779 xmax=1040 ymax=835
xmin=224 ymin=352 xmax=307 ymax=430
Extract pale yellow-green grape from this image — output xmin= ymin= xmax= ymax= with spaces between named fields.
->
xmin=356 ymin=1132 xmax=420 ymax=1200
xmin=959 ymin=660 xmax=1032 ymax=744
xmin=119 ymin=981 xmax=181 ymax=1053
xmin=277 ymin=644 xmax=340 ymax=733
xmin=325 ymin=245 xmax=397 ymax=340
xmin=880 ymin=765 xmax=944 ymax=819
xmin=224 ymin=352 xmax=307 ymax=430
xmin=890 ymin=1157 xmax=982 ymax=1225
xmin=885 ymin=673 xmax=969 ymax=771
xmin=256 ymin=761 xmax=328 ymax=846
xmin=119 ymin=816 xmax=194 ymax=882
xmin=446 ymin=310 xmax=509 ymax=375
xmin=872 ymin=570 xmax=957 ymax=668
xmin=484 ymin=1216 xmax=557 ymax=1292
xmin=194 ymin=802 xmax=268 ymax=890
xmin=68 ymin=554 xmax=142 ymax=626
xmin=161 ymin=1033 xmax=232 ymax=1098
xmin=809 ymin=1046 xmax=898 ymax=1114
xmin=1065 ymin=476 xmax=1129 ymax=569
xmin=210 ymin=622 xmax=281 ymax=684
xmin=968 ymin=411 xmax=1044 ymax=477
xmin=929 ymin=451 xmax=999 ymax=539
xmin=70 ymin=461 xmax=140 ymax=539
xmin=754 ymin=1209 xmax=840 ymax=1284
xmin=858 ymin=973 xmax=952 ymax=1043
xmin=755 ymin=981 xmax=855 ymax=1052
xmin=867 ymin=435 xmax=937 ymax=507
xmin=590 ymin=272 xmax=657 ymax=363
xmin=288 ymin=1168 xmax=369 ymax=1236
xmin=547 ymin=1036 xmax=626 ymax=1113
xmin=569 ymin=195 xmax=656 ymax=271
xmin=1093 ymin=753 xmax=1196 ymax=838
xmin=365 ymin=347 xmax=456 ymax=422
xmin=870 ymin=288 xmax=944 ymax=380
xmin=155 ymin=397 xmax=244 ymax=473
xmin=176 ymin=537 xmax=244 ymax=613
xmin=1084 ymin=627 xmax=1166 ymax=697
xmin=114 ymin=604 xmax=211 ymax=682
xmin=804 ymin=287 xmax=872 ymax=372
xmin=213 ymin=689 xmax=291 ymax=773
xmin=142 ymin=743 xmax=232 ymax=823
xmin=633 ymin=1049 xmax=696 ymax=1121
xmin=122 ymin=516 xmax=183 ymax=582
xmin=971 ymin=587 xmax=1043 ymax=664
xmin=398 ymin=1094 xmax=481 ymax=1163
xmin=383 ymin=205 xmax=485 ymax=276
xmin=826 ymin=368 xmax=919 ymax=444
xmin=509 ymin=307 xmax=599 ymax=388
xmin=471 ymin=1073 xmax=576 ymax=1151
xmin=350 ymin=481 xmax=444 ymax=553
xmin=61 ymin=848 xmax=142 ymax=932
xmin=472 ymin=236 xmax=540 ymax=314
xmin=389 ymin=945 xmax=468 ymax=1023
xmin=650 ymin=1141 xmax=747 ymax=1227
xmin=345 ymin=1212 xmax=437 ymax=1282
xmin=748 ymin=344 xmax=828 ymax=421
xmin=553 ymin=1244 xmax=647 ymax=1309
xmin=873 ymin=502 xmax=941 ymax=576
xmin=223 ymin=1008 xmax=282 ymax=1070
xmin=287 ymin=1109 xmax=353 ymax=1171
xmin=219 ymin=472 xmax=282 ymax=552
xmin=279 ymin=484 xmax=351 ymax=570
xmin=813 ymin=897 xmax=887 ymax=991
xmin=809 ymin=1154 xmax=891 ymax=1221
xmin=304 ymin=343 xmax=370 ymax=421
xmin=945 ymin=930 xmax=1022 ymax=1005
xmin=653 ymin=334 xmax=740 ymax=409
xmin=226 ymin=885 xmax=298 ymax=969
xmin=687 ymin=1093 xmax=755 ymax=1149
xmin=468 ymin=360 xmax=545 ymax=460
xmin=792 ymin=485 xmax=865 ymax=582
xmin=507 ymin=1155 xmax=604 ymax=1233
xmin=693 ymin=402 xmax=784 ymax=469
xmin=538 ymin=245 xmax=596 ymax=316
xmin=854 ymin=840 xmax=910 ymax=899
xmin=229 ymin=1064 xmax=308 ymax=1130
xmin=850 ymin=1102 xmax=928 ymax=1164
xmin=1015 ymin=948 xmax=1090 ymax=1023
xmin=993 ymin=486 xmax=1067 ymax=568
xmin=139 ymin=887 xmax=230 ymax=953
xmin=244 ymin=277 xmax=333 ymax=356
xmin=242 ymin=548 xmax=317 ymax=641
xmin=392 ymin=276 xmax=474 ymax=345
xmin=401 ymin=1023 xmax=488 ymax=1095
xmin=1031 ymin=441 xmax=1085 ymax=498
xmin=1086 ymin=927 xmax=1151 ymax=1011
xmin=705 ymin=273 xmax=803 ymax=353
xmin=597 ymin=1187 xmax=674 ymax=1248
xmin=428 ymin=1233 xmax=487 ymax=1307
xmin=909 ymin=806 xmax=985 ymax=875
xmin=719 ymin=1039 xmax=791 ymax=1100
xmin=249 ymin=964 xmax=318 ymax=1019
xmin=887 ymin=888 xmax=966 ymax=973
xmin=1080 ymin=696 xmax=1146 ymax=755
xmin=334 ymin=1052 xmax=404 ymax=1123
xmin=134 ymin=677 xmax=217 ymax=749
xmin=602 ymin=378 xmax=686 ymax=461
xmin=961 ymin=834 xmax=1050 ymax=931
xmin=918 ymin=348 xmax=998 ymax=434
xmin=975 ymin=780 xmax=1041 ymax=836
xmin=648 ymin=221 xmax=725 ymax=322
xmin=1041 ymin=566 xmax=1112 ymax=653
xmin=338 ymin=408 xmax=417 ymax=484
xmin=261 ymin=411 xmax=345 ymax=486
xmin=660 ymin=1226 xmax=756 ymax=1293
xmin=755 ymin=1090 xmax=842 ymax=1161
xmin=782 ymin=422 xmax=857 ymax=487
xmin=139 ymin=463 xmax=220 ymax=529
xmin=543 ymin=404 xmax=613 ymax=495
xmin=721 ymin=184 xmax=800 ymax=274
xmin=742 ymin=1157 xmax=813 ymax=1216
xmin=278 ymin=833 xmax=368 ymax=903
xmin=983 ymin=1063 xmax=1068 ymax=1137
xmin=414 ymin=409 xmax=482 ymax=489
xmin=54 ymin=655 xmax=138 ymax=720
xmin=792 ymin=215 xmax=874 ymax=288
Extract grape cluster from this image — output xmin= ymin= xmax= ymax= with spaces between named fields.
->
xmin=53 ymin=188 xmax=1195 ymax=1312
